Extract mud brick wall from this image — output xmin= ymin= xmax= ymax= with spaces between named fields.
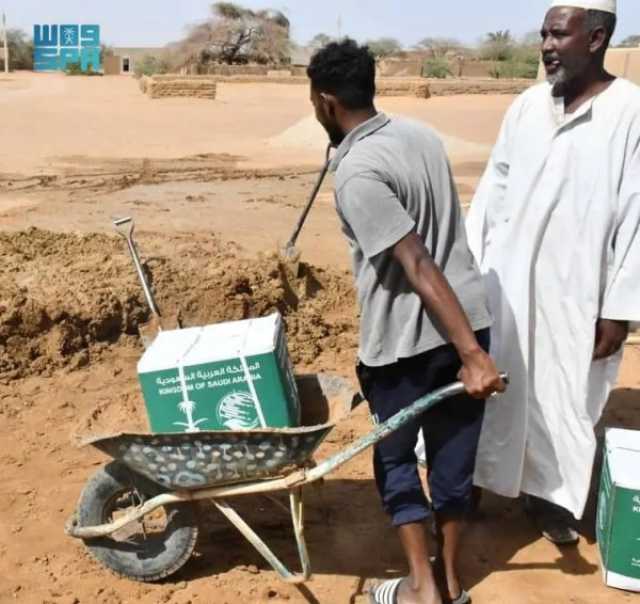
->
xmin=427 ymin=78 xmax=532 ymax=96
xmin=152 ymin=75 xmax=220 ymax=81
xmin=185 ymin=64 xmax=269 ymax=76
xmin=141 ymin=74 xmax=532 ymax=100
xmin=376 ymin=79 xmax=431 ymax=99
xmin=377 ymin=59 xmax=423 ymax=78
xmin=146 ymin=78 xmax=218 ymax=100
xmin=176 ymin=75 xmax=432 ymax=98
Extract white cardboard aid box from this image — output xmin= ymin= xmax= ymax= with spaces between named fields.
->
xmin=137 ymin=313 xmax=300 ymax=433
xmin=597 ymin=428 xmax=640 ymax=592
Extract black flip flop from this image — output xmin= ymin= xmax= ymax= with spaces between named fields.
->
xmin=432 ymin=556 xmax=472 ymax=604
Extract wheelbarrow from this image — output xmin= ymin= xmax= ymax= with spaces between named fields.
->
xmin=65 ymin=371 xmax=506 ymax=584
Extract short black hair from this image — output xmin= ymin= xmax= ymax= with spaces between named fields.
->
xmin=585 ymin=9 xmax=617 ymax=48
xmin=306 ymin=38 xmax=376 ymax=110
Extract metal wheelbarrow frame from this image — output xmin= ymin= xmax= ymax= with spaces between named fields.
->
xmin=65 ymin=376 xmax=504 ymax=584
xmin=66 ymin=218 xmax=506 ymax=583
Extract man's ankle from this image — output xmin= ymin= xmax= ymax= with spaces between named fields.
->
xmin=401 ymin=576 xmax=442 ymax=603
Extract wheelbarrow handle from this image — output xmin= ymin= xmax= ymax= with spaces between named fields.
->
xmin=305 ymin=372 xmax=509 ymax=484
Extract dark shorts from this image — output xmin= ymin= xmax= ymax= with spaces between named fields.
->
xmin=356 ymin=329 xmax=489 ymax=527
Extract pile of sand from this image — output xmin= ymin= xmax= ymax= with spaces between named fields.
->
xmin=268 ymin=113 xmax=490 ymax=159
xmin=267 ymin=114 xmax=328 ymax=155
xmin=0 ymin=229 xmax=357 ymax=382
xmin=0 ymin=230 xmax=145 ymax=380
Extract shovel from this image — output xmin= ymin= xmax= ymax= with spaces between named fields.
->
xmin=279 ymin=142 xmax=334 ymax=279
xmin=113 ymin=217 xmax=177 ymax=348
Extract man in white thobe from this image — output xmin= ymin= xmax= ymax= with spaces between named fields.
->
xmin=466 ymin=0 xmax=640 ymax=543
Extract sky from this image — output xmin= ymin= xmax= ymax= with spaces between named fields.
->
xmin=4 ymin=0 xmax=639 ymax=48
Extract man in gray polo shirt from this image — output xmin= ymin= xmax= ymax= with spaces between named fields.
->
xmin=307 ymin=40 xmax=504 ymax=604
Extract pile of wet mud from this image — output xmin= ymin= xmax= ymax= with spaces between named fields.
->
xmin=0 ymin=228 xmax=357 ymax=381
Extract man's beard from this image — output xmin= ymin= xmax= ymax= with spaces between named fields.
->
xmin=325 ymin=123 xmax=345 ymax=146
xmin=546 ymin=66 xmax=570 ymax=95
xmin=545 ymin=56 xmax=590 ymax=96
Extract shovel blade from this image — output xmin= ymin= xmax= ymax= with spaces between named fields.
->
xmin=137 ymin=309 xmax=181 ymax=349
xmin=280 ymin=245 xmax=301 ymax=276
xmin=138 ymin=316 xmax=162 ymax=349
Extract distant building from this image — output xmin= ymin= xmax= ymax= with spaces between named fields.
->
xmin=604 ymin=47 xmax=640 ymax=84
xmin=104 ymin=47 xmax=167 ymax=75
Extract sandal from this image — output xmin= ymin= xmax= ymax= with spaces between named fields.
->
xmin=432 ymin=556 xmax=472 ymax=604
xmin=447 ymin=589 xmax=471 ymax=604
xmin=524 ymin=495 xmax=579 ymax=545
xmin=368 ymin=578 xmax=404 ymax=604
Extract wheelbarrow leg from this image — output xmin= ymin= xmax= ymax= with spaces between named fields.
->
xmin=213 ymin=492 xmax=312 ymax=584
xmin=290 ymin=488 xmax=311 ymax=580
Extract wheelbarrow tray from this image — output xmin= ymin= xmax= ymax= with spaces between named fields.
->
xmin=86 ymin=424 xmax=334 ymax=490
xmin=67 ymin=375 xmax=505 ymax=584
xmin=81 ymin=373 xmax=355 ymax=491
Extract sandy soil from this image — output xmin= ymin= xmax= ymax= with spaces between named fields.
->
xmin=0 ymin=72 xmax=637 ymax=604
xmin=0 ymin=72 xmax=508 ymax=176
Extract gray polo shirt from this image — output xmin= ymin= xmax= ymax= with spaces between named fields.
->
xmin=332 ymin=112 xmax=491 ymax=367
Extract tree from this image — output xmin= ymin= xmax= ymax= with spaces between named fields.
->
xmin=617 ymin=35 xmax=640 ymax=48
xmin=251 ymin=17 xmax=290 ymax=64
xmin=208 ymin=3 xmax=258 ymax=64
xmin=309 ymin=33 xmax=332 ymax=49
xmin=366 ymin=37 xmax=402 ymax=59
xmin=178 ymin=2 xmax=290 ymax=66
xmin=134 ymin=54 xmax=171 ymax=77
xmin=480 ymin=30 xmax=515 ymax=61
xmin=513 ymin=43 xmax=540 ymax=68
xmin=214 ymin=2 xmax=245 ymax=20
xmin=257 ymin=9 xmax=289 ymax=30
xmin=5 ymin=29 xmax=34 ymax=70
xmin=481 ymin=30 xmax=539 ymax=79
xmin=486 ymin=30 xmax=513 ymax=44
xmin=415 ymin=37 xmax=463 ymax=58
xmin=520 ymin=30 xmax=541 ymax=48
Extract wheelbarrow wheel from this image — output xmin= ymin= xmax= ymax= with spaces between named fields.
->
xmin=77 ymin=460 xmax=198 ymax=582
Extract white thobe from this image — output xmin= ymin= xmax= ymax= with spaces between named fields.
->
xmin=466 ymin=79 xmax=640 ymax=518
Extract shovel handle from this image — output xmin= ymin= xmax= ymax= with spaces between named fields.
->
xmin=112 ymin=216 xmax=162 ymax=321
xmin=285 ymin=143 xmax=334 ymax=251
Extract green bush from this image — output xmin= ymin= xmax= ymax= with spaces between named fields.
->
xmin=64 ymin=61 xmax=83 ymax=75
xmin=64 ymin=61 xmax=102 ymax=76
xmin=423 ymin=57 xmax=451 ymax=79
xmin=512 ymin=45 xmax=540 ymax=67
xmin=480 ymin=31 xmax=515 ymax=62
xmin=489 ymin=59 xmax=538 ymax=79
xmin=134 ymin=55 xmax=171 ymax=77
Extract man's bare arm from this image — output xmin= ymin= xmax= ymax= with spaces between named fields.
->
xmin=392 ymin=231 xmax=505 ymax=399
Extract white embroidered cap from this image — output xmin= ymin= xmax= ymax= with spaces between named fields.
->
xmin=549 ymin=0 xmax=616 ymax=14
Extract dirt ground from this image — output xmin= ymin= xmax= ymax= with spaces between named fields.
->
xmin=0 ymin=72 xmax=638 ymax=604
